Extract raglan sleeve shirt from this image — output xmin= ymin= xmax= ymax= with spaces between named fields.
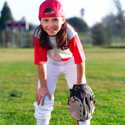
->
xmin=34 ymin=24 xmax=86 ymax=65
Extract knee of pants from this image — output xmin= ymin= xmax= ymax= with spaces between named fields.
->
xmin=33 ymin=95 xmax=54 ymax=120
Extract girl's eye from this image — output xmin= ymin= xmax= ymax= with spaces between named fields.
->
xmin=44 ymin=19 xmax=48 ymax=22
xmin=53 ymin=18 xmax=58 ymax=21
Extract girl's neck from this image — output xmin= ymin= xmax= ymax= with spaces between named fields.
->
xmin=49 ymin=35 xmax=56 ymax=38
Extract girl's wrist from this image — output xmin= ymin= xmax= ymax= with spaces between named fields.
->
xmin=40 ymin=84 xmax=48 ymax=88
xmin=77 ymin=83 xmax=83 ymax=85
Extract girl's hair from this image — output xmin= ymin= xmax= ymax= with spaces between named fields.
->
xmin=34 ymin=8 xmax=76 ymax=50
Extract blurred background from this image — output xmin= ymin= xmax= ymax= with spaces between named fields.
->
xmin=0 ymin=0 xmax=125 ymax=48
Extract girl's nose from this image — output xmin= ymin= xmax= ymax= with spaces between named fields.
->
xmin=48 ymin=21 xmax=54 ymax=27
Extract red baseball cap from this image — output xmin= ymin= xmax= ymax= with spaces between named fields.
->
xmin=38 ymin=0 xmax=65 ymax=18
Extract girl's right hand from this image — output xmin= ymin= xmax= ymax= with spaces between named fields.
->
xmin=36 ymin=87 xmax=51 ymax=106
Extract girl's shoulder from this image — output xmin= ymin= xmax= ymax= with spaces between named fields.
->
xmin=67 ymin=23 xmax=78 ymax=41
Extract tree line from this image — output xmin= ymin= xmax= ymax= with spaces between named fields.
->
xmin=0 ymin=0 xmax=125 ymax=47
xmin=91 ymin=0 xmax=125 ymax=46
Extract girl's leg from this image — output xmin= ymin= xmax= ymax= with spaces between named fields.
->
xmin=63 ymin=58 xmax=90 ymax=125
xmin=34 ymin=61 xmax=61 ymax=125
xmin=37 ymin=119 xmax=49 ymax=125
xmin=77 ymin=119 xmax=90 ymax=125
xmin=63 ymin=57 xmax=86 ymax=88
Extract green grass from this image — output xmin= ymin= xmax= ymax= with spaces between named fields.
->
xmin=0 ymin=48 xmax=125 ymax=125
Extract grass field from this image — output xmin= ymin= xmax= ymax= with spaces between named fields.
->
xmin=0 ymin=47 xmax=125 ymax=125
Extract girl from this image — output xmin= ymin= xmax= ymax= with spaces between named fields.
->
xmin=33 ymin=0 xmax=90 ymax=125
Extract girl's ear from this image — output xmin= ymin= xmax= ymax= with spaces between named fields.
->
xmin=39 ymin=18 xmax=42 ymax=25
xmin=62 ymin=17 xmax=65 ymax=24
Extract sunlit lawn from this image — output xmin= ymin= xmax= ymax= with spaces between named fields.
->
xmin=0 ymin=47 xmax=125 ymax=125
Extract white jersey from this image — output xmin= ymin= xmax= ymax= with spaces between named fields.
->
xmin=47 ymin=36 xmax=72 ymax=60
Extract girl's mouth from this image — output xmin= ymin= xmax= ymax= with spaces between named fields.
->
xmin=48 ymin=28 xmax=56 ymax=33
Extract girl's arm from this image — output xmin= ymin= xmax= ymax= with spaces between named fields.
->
xmin=36 ymin=64 xmax=51 ymax=106
xmin=76 ymin=61 xmax=85 ymax=85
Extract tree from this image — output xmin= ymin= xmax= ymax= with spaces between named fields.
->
xmin=91 ymin=23 xmax=108 ymax=45
xmin=66 ymin=17 xmax=88 ymax=33
xmin=102 ymin=14 xmax=117 ymax=35
xmin=101 ymin=14 xmax=118 ymax=43
xmin=114 ymin=0 xmax=125 ymax=42
xmin=0 ymin=2 xmax=13 ymax=30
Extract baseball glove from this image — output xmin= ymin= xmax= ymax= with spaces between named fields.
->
xmin=68 ymin=84 xmax=95 ymax=121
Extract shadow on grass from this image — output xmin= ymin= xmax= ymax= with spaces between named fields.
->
xmin=10 ymin=90 xmax=21 ymax=97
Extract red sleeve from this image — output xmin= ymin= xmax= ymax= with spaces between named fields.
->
xmin=34 ymin=36 xmax=47 ymax=65
xmin=68 ymin=35 xmax=86 ymax=64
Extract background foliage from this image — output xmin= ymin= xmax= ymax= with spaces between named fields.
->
xmin=0 ymin=0 xmax=125 ymax=48
xmin=66 ymin=17 xmax=88 ymax=32
xmin=0 ymin=2 xmax=13 ymax=30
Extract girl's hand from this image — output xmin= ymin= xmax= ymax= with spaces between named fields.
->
xmin=36 ymin=87 xmax=51 ymax=106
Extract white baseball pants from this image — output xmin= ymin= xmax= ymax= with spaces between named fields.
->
xmin=34 ymin=57 xmax=90 ymax=125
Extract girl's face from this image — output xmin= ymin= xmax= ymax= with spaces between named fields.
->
xmin=39 ymin=12 xmax=65 ymax=36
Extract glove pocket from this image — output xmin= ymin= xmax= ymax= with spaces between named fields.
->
xmin=68 ymin=96 xmax=83 ymax=121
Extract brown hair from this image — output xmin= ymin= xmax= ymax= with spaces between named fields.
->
xmin=33 ymin=8 xmax=76 ymax=50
